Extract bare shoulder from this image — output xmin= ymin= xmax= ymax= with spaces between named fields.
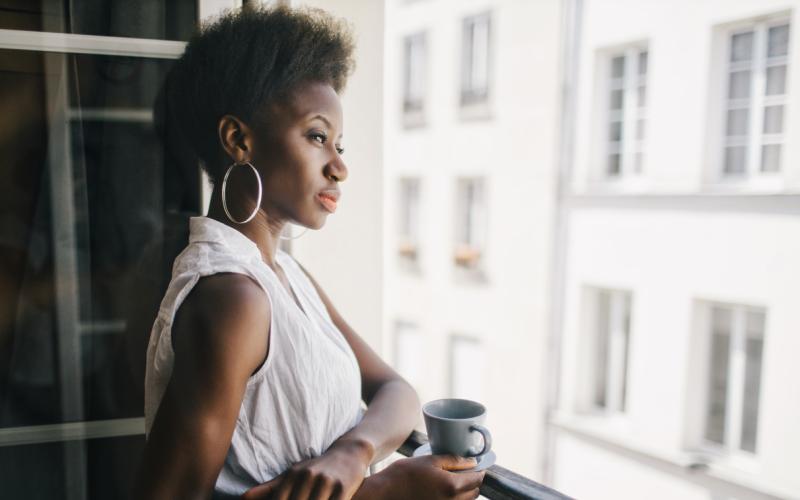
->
xmin=173 ymin=273 xmax=271 ymax=378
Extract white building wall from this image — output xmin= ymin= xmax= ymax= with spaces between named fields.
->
xmin=572 ymin=0 xmax=800 ymax=194
xmin=292 ymin=0 xmax=386 ymax=352
xmin=555 ymin=0 xmax=800 ymax=498
xmin=383 ymin=0 xmax=561 ymax=478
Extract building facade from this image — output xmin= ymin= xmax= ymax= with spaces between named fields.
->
xmin=551 ymin=1 xmax=800 ymax=499
xmin=382 ymin=0 xmax=562 ymax=478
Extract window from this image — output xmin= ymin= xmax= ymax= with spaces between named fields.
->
xmin=703 ymin=304 xmax=765 ymax=454
xmin=460 ymin=12 xmax=491 ymax=107
xmin=587 ymin=289 xmax=631 ymax=413
xmin=720 ymin=20 xmax=790 ymax=178
xmin=394 ymin=321 xmax=423 ymax=390
xmin=0 ymin=2 xmax=205 ymax=498
xmin=402 ymin=32 xmax=427 ymax=125
xmin=449 ymin=335 xmax=485 ymax=402
xmin=603 ymin=47 xmax=648 ymax=178
xmin=398 ymin=178 xmax=421 ymax=266
xmin=454 ymin=178 xmax=487 ymax=273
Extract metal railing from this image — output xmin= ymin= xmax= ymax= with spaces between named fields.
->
xmin=397 ymin=431 xmax=574 ymax=500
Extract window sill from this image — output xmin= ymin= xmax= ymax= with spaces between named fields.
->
xmin=402 ymin=109 xmax=427 ymax=129
xmin=550 ymin=412 xmax=794 ymax=499
xmin=453 ymin=265 xmax=488 ymax=285
xmin=458 ymin=99 xmax=493 ymax=122
xmin=701 ymin=175 xmax=785 ymax=195
xmin=585 ymin=175 xmax=650 ymax=194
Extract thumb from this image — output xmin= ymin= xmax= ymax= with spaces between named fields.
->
xmin=430 ymin=454 xmax=478 ymax=471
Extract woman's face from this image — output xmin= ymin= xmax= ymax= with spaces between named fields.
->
xmin=250 ymin=80 xmax=348 ymax=230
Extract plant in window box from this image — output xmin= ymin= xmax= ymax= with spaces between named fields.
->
xmin=453 ymin=244 xmax=481 ymax=268
xmin=398 ymin=240 xmax=418 ymax=260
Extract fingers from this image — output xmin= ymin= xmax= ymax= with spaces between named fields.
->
xmin=450 ymin=469 xmax=485 ymax=493
xmin=273 ymin=474 xmax=297 ymax=500
xmin=288 ymin=471 xmax=315 ymax=500
xmin=242 ymin=477 xmax=282 ymax=500
xmin=308 ymin=475 xmax=335 ymax=500
xmin=430 ymin=454 xmax=479 ymax=471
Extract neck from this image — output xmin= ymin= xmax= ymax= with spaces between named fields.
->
xmin=205 ymin=183 xmax=285 ymax=267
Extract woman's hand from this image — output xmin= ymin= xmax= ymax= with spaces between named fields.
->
xmin=368 ymin=455 xmax=486 ymax=500
xmin=241 ymin=439 xmax=372 ymax=500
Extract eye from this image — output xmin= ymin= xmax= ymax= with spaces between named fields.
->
xmin=336 ymin=146 xmax=345 ymax=155
xmin=310 ymin=131 xmax=327 ymax=144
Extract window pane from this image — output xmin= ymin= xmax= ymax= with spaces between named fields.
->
xmin=609 ymin=121 xmax=623 ymax=141
xmin=767 ymin=24 xmax=790 ymax=58
xmin=763 ymin=105 xmax=784 ymax=134
xmin=765 ymin=65 xmax=787 ymax=96
xmin=761 ymin=144 xmax=782 ymax=173
xmin=620 ymin=295 xmax=631 ymax=412
xmin=611 ymin=55 xmax=625 ymax=79
xmin=638 ymin=50 xmax=648 ymax=76
xmin=636 ymin=119 xmax=645 ymax=141
xmin=610 ymin=89 xmax=624 ymax=110
xmin=726 ymin=108 xmax=749 ymax=136
xmin=404 ymin=34 xmax=426 ymax=111
xmin=705 ymin=308 xmax=732 ymax=445
xmin=731 ymin=31 xmax=754 ymax=62
xmin=634 ymin=152 xmax=644 ymax=173
xmin=594 ymin=291 xmax=611 ymax=408
xmin=0 ymin=0 xmax=197 ymax=41
xmin=723 ymin=146 xmax=747 ymax=174
xmin=607 ymin=154 xmax=621 ymax=176
xmin=637 ymin=84 xmax=647 ymax=107
xmin=0 ymin=48 xmax=195 ymax=498
xmin=728 ymin=71 xmax=751 ymax=99
xmin=740 ymin=337 xmax=763 ymax=453
xmin=0 ymin=48 xmax=189 ymax=427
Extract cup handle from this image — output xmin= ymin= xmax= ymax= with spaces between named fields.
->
xmin=466 ymin=424 xmax=492 ymax=457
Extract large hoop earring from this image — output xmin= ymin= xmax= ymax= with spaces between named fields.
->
xmin=222 ymin=161 xmax=262 ymax=224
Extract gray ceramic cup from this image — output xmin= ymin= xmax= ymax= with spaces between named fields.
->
xmin=422 ymin=398 xmax=493 ymax=458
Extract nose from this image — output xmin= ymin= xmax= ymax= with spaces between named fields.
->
xmin=325 ymin=153 xmax=348 ymax=183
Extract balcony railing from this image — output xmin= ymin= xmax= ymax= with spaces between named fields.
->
xmin=397 ymin=431 xmax=574 ymax=500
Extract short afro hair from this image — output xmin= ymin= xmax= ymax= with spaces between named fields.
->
xmin=156 ymin=5 xmax=355 ymax=184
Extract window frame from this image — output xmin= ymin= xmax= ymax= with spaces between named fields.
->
xmin=579 ymin=287 xmax=632 ymax=416
xmin=707 ymin=13 xmax=791 ymax=189
xmin=697 ymin=302 xmax=767 ymax=457
xmin=0 ymin=2 xmax=233 ymax=498
xmin=453 ymin=177 xmax=488 ymax=278
xmin=397 ymin=177 xmax=421 ymax=269
xmin=459 ymin=10 xmax=492 ymax=117
xmin=402 ymin=30 xmax=427 ymax=127
xmin=595 ymin=44 xmax=649 ymax=182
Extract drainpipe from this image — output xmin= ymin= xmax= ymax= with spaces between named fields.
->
xmin=543 ymin=0 xmax=583 ymax=486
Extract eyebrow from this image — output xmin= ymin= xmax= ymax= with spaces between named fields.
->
xmin=309 ymin=113 xmax=343 ymax=140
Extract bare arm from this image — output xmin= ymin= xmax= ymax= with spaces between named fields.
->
xmin=298 ymin=264 xmax=421 ymax=465
xmin=133 ymin=273 xmax=270 ymax=500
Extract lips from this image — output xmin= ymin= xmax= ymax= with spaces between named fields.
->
xmin=317 ymin=191 xmax=339 ymax=213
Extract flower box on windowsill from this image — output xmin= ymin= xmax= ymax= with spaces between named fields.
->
xmin=453 ymin=245 xmax=481 ymax=269
xmin=398 ymin=241 xmax=418 ymax=260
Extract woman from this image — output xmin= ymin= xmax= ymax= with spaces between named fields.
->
xmin=133 ymin=5 xmax=485 ymax=499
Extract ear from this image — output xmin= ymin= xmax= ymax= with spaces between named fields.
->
xmin=217 ymin=114 xmax=255 ymax=164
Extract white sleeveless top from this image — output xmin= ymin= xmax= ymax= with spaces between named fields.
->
xmin=144 ymin=216 xmax=363 ymax=496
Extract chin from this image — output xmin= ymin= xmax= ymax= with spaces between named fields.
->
xmin=312 ymin=217 xmax=327 ymax=230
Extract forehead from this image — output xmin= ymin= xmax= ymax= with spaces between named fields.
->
xmin=267 ymin=81 xmax=343 ymax=131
